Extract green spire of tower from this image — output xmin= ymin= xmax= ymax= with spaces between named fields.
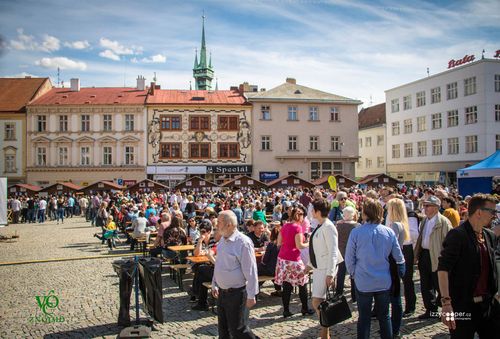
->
xmin=193 ymin=13 xmax=214 ymax=90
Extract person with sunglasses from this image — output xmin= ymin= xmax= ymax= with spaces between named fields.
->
xmin=438 ymin=194 xmax=499 ymax=338
xmin=328 ymin=191 xmax=357 ymax=223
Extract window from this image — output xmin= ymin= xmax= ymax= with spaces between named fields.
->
xmin=103 ymin=114 xmax=112 ymax=131
xmin=58 ymin=147 xmax=68 ymax=166
xmin=261 ymin=136 xmax=271 ymax=150
xmin=431 ymin=87 xmax=441 ymax=104
xmin=261 ymin=105 xmax=270 ymax=120
xmin=365 ymin=137 xmax=372 ymax=147
xmin=37 ymin=147 xmax=46 ymax=166
xmin=465 ymin=135 xmax=478 ymax=153
xmin=189 ymin=116 xmax=210 ymax=130
xmin=311 ymin=162 xmax=320 ymax=179
xmin=81 ymin=115 xmax=90 ymax=132
xmin=392 ymin=144 xmax=400 ymax=158
xmin=404 ymin=143 xmax=413 ymax=157
xmin=497 ymin=135 xmax=500 ymax=150
xmin=310 ymin=161 xmax=341 ymax=179
xmin=359 ymin=138 xmax=362 ymax=148
xmin=417 ymin=141 xmax=427 ymax=157
xmin=447 ymin=110 xmax=459 ymax=127
xmin=447 ymin=82 xmax=458 ymax=100
xmin=377 ymin=135 xmax=384 ymax=146
xmin=495 ymin=75 xmax=500 ymax=92
xmin=391 ymin=99 xmax=399 ymax=113
xmin=365 ymin=158 xmax=372 ymax=168
xmin=190 ymin=143 xmax=211 ymax=159
xmin=309 ymin=136 xmax=319 ymax=151
xmin=5 ymin=123 xmax=15 ymax=140
xmin=160 ymin=143 xmax=181 ymax=159
xmin=465 ymin=106 xmax=477 ymax=124
xmin=377 ymin=156 xmax=384 ymax=168
xmin=417 ymin=116 xmax=426 ymax=132
xmin=496 ymin=105 xmax=500 ymax=121
xmin=309 ymin=106 xmax=319 ymax=121
xmin=392 ymin=121 xmax=400 ymax=136
xmin=432 ymin=113 xmax=442 ymax=129
xmin=37 ymin=115 xmax=46 ymax=132
xmin=330 ymin=107 xmax=340 ymax=121
xmin=288 ymin=136 xmax=298 ymax=151
xmin=464 ymin=76 xmax=476 ymax=96
xmin=416 ymin=91 xmax=426 ymax=107
xmin=80 ymin=147 xmax=90 ymax=165
xmin=218 ymin=143 xmax=239 ymax=159
xmin=331 ymin=136 xmax=341 ymax=151
xmin=218 ymin=116 xmax=239 ymax=131
xmin=59 ymin=115 xmax=68 ymax=132
xmin=160 ymin=115 xmax=181 ymax=130
xmin=432 ymin=139 xmax=442 ymax=156
xmin=103 ymin=146 xmax=112 ymax=165
xmin=125 ymin=146 xmax=135 ymax=165
xmin=125 ymin=114 xmax=134 ymax=131
xmin=5 ymin=154 xmax=15 ymax=172
xmin=404 ymin=119 xmax=412 ymax=134
xmin=403 ymin=95 xmax=412 ymax=110
xmin=288 ymin=106 xmax=298 ymax=121
xmin=448 ymin=137 xmax=459 ymax=154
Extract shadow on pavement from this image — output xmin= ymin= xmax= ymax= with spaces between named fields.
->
xmin=43 ymin=323 xmax=122 ymax=338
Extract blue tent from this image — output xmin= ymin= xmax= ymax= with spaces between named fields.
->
xmin=457 ymin=151 xmax=500 ymax=196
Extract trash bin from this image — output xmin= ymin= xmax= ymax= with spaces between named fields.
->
xmin=113 ymin=259 xmax=136 ymax=327
xmin=138 ymin=257 xmax=164 ymax=323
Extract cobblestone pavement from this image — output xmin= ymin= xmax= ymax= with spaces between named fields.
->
xmin=0 ymin=217 xmax=451 ymax=338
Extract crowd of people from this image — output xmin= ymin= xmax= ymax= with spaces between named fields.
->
xmin=6 ymin=183 xmax=500 ymax=338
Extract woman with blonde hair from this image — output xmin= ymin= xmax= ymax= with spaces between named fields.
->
xmin=386 ymin=198 xmax=409 ymax=338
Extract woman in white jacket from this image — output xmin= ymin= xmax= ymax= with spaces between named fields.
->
xmin=309 ymin=198 xmax=342 ymax=339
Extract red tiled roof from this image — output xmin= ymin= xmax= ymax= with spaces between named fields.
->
xmin=30 ymin=87 xmax=148 ymax=105
xmin=147 ymin=90 xmax=248 ymax=105
xmin=358 ymin=103 xmax=385 ymax=129
xmin=266 ymin=174 xmax=314 ymax=187
xmin=0 ymin=77 xmax=50 ymax=112
xmin=11 ymin=183 xmax=42 ymax=192
xmin=100 ymin=181 xmax=125 ymax=190
xmin=358 ymin=173 xmax=400 ymax=184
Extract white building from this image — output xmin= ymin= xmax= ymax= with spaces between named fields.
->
xmin=385 ymin=58 xmax=500 ymax=185
xmin=356 ymin=103 xmax=386 ymax=179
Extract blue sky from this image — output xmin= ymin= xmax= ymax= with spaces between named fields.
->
xmin=0 ymin=0 xmax=499 ymax=106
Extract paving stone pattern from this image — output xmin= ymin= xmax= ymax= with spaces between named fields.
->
xmin=0 ymin=218 xmax=451 ymax=338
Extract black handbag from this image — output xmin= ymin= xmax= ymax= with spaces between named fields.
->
xmin=318 ymin=287 xmax=352 ymax=327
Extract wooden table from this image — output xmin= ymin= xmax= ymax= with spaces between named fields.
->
xmin=186 ymin=255 xmax=210 ymax=264
xmin=167 ymin=244 xmax=195 ymax=252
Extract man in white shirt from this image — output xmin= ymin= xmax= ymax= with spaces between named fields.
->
xmin=10 ymin=197 xmax=21 ymax=224
xmin=38 ymin=198 xmax=47 ymax=223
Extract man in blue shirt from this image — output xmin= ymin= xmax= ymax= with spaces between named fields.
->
xmin=345 ymin=198 xmax=405 ymax=339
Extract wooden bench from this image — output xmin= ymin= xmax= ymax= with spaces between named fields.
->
xmin=202 ymin=282 xmax=217 ymax=313
xmin=170 ymin=264 xmax=191 ymax=291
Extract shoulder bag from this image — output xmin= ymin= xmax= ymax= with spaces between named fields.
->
xmin=318 ymin=286 xmax=352 ymax=327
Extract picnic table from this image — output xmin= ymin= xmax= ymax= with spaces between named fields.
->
xmin=167 ymin=244 xmax=195 ymax=252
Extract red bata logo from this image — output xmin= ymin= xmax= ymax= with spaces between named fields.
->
xmin=448 ymin=55 xmax=475 ymax=69
xmin=494 ymin=50 xmax=500 ymax=58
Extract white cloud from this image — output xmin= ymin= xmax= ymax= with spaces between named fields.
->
xmin=2 ymin=72 xmax=38 ymax=78
xmin=131 ymin=54 xmax=167 ymax=63
xmin=9 ymin=29 xmax=60 ymax=52
xmin=40 ymin=34 xmax=60 ymax=52
xmin=99 ymin=49 xmax=120 ymax=61
xmin=35 ymin=57 xmax=87 ymax=70
xmin=64 ymin=40 xmax=90 ymax=50
xmin=99 ymin=37 xmax=139 ymax=55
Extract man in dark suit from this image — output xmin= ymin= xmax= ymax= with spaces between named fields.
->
xmin=438 ymin=193 xmax=499 ymax=338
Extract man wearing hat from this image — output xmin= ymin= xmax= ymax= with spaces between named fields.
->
xmin=414 ymin=195 xmax=452 ymax=319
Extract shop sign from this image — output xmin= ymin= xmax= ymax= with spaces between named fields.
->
xmin=259 ymin=171 xmax=279 ymax=181
xmin=206 ymin=165 xmax=252 ymax=174
xmin=448 ymin=54 xmax=475 ymax=69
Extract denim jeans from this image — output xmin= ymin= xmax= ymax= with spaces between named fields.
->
xmin=38 ymin=209 xmax=46 ymax=223
xmin=56 ymin=208 xmax=65 ymax=223
xmin=356 ymin=288 xmax=392 ymax=339
xmin=391 ymin=294 xmax=403 ymax=335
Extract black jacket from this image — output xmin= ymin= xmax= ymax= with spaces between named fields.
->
xmin=438 ymin=220 xmax=497 ymax=311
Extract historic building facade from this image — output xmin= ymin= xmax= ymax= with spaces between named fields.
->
xmin=247 ymin=78 xmax=362 ymax=182
xmin=146 ymin=87 xmax=252 ymax=187
xmin=385 ymin=58 xmax=500 ymax=185
xmin=356 ymin=103 xmax=387 ymax=179
xmin=26 ymin=78 xmax=148 ymax=187
xmin=0 ymin=77 xmax=52 ymax=185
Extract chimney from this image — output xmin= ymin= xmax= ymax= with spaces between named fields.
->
xmin=70 ymin=78 xmax=80 ymax=92
xmin=136 ymin=75 xmax=146 ymax=91
xmin=149 ymin=82 xmax=155 ymax=95
xmin=230 ymin=86 xmax=238 ymax=91
xmin=286 ymin=78 xmax=296 ymax=84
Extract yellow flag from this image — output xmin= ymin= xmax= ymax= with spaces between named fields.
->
xmin=328 ymin=176 xmax=337 ymax=190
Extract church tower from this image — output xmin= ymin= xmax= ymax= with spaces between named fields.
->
xmin=193 ymin=15 xmax=214 ymax=90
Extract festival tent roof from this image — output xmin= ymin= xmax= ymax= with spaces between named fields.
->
xmin=457 ymin=151 xmax=500 ymax=178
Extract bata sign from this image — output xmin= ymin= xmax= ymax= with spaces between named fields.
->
xmin=448 ymin=54 xmax=475 ymax=69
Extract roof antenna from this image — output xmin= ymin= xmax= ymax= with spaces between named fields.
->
xmin=57 ymin=67 xmax=60 ymax=87
xmin=482 ymin=49 xmax=485 ymax=59
xmin=153 ymin=72 xmax=157 ymax=82
xmin=427 ymin=67 xmax=430 ymax=77
xmin=189 ymin=81 xmax=192 ymax=90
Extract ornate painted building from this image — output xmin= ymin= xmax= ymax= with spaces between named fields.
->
xmin=26 ymin=78 xmax=148 ymax=187
xmin=146 ymin=87 xmax=252 ymax=187
xmin=0 ymin=77 xmax=52 ymax=185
